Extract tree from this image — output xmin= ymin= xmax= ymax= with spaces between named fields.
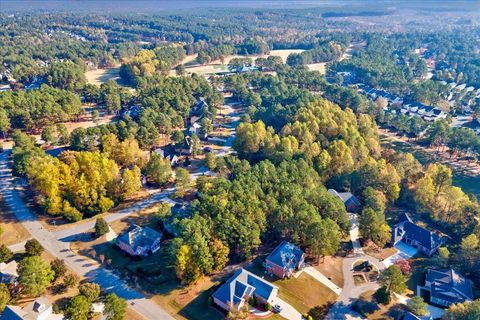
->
xmin=374 ymin=286 xmax=391 ymax=305
xmin=307 ymin=219 xmax=341 ymax=263
xmin=50 ymin=258 xmax=67 ymax=281
xmin=64 ymin=294 xmax=91 ymax=320
xmin=78 ymin=282 xmax=101 ymax=302
xmin=175 ymin=64 xmax=186 ymax=75
xmin=41 ymin=125 xmax=56 ymax=145
xmin=63 ymin=273 xmax=79 ymax=289
xmin=17 ymin=256 xmax=54 ymax=296
xmin=205 ymin=152 xmax=216 ymax=171
xmin=445 ymin=299 xmax=480 ymax=319
xmin=104 ymin=293 xmax=127 ymax=320
xmin=378 ymin=265 xmax=407 ymax=294
xmin=435 ymin=247 xmax=450 ymax=268
xmin=394 ymin=259 xmax=411 ymax=275
xmin=120 ymin=166 xmax=141 ymax=199
xmin=0 ymin=109 xmax=11 ymax=138
xmin=358 ymin=208 xmax=391 ymax=247
xmin=143 ymin=153 xmax=172 ymax=185
xmin=92 ymin=110 xmax=100 ymax=124
xmin=407 ymin=296 xmax=428 ymax=316
xmin=95 ymin=218 xmax=109 ymax=237
xmin=172 ymin=130 xmax=184 ymax=144
xmin=175 ymin=168 xmax=191 ymax=197
xmin=0 ymin=283 xmax=10 ymax=313
xmin=0 ymin=245 xmax=13 ymax=263
xmin=25 ymin=239 xmax=44 ymax=256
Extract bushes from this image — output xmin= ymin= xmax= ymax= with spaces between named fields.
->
xmin=25 ymin=239 xmax=44 ymax=256
xmin=374 ymin=286 xmax=391 ymax=305
xmin=0 ymin=245 xmax=13 ymax=263
xmin=95 ymin=218 xmax=109 ymax=237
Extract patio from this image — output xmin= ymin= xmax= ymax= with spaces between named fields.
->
xmin=383 ymin=242 xmax=418 ymax=267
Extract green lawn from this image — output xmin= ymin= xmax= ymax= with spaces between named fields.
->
xmin=246 ymin=255 xmax=337 ymax=317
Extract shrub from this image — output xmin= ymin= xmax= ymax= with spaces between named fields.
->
xmin=207 ymin=296 xmax=213 ymax=306
xmin=0 ymin=245 xmax=13 ymax=263
xmin=407 ymin=296 xmax=428 ymax=316
xmin=63 ymin=201 xmax=83 ymax=222
xmin=50 ymin=258 xmax=67 ymax=281
xmin=374 ymin=286 xmax=391 ymax=305
xmin=265 ymin=302 xmax=272 ymax=311
xmin=25 ymin=239 xmax=44 ymax=256
xmin=95 ymin=218 xmax=109 ymax=237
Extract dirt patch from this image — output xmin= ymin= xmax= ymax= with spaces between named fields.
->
xmin=363 ymin=245 xmax=398 ymax=261
xmin=313 ymin=256 xmax=344 ymax=287
xmin=307 ymin=63 xmax=327 ymax=74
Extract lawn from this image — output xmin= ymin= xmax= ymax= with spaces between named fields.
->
xmin=356 ymin=290 xmax=407 ymax=320
xmin=246 ymin=255 xmax=337 ymax=316
xmin=85 ymin=67 xmax=120 ymax=86
xmin=313 ymin=256 xmax=344 ymax=287
xmin=0 ymin=196 xmax=30 ymax=246
xmin=72 ymin=235 xmax=223 ymax=320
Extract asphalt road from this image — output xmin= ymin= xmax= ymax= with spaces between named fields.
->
xmin=0 ymin=150 xmax=174 ymax=320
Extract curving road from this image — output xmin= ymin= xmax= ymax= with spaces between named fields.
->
xmin=0 ymin=150 xmax=174 ymax=320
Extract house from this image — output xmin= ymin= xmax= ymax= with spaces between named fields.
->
xmin=1 ymin=297 xmax=64 ymax=320
xmin=0 ymin=260 xmax=18 ymax=284
xmin=115 ymin=224 xmax=162 ymax=257
xmin=153 ymin=147 xmax=179 ymax=166
xmin=327 ymin=189 xmax=361 ymax=212
xmin=265 ymin=241 xmax=305 ymax=279
xmin=189 ymin=98 xmax=209 ymax=125
xmin=418 ymin=269 xmax=474 ymax=307
xmin=391 ymin=213 xmax=444 ymax=256
xmin=212 ymin=268 xmax=278 ymax=312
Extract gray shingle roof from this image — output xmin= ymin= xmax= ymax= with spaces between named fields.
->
xmin=266 ymin=241 xmax=304 ymax=270
xmin=427 ymin=269 xmax=474 ymax=304
xmin=116 ymin=225 xmax=161 ymax=252
xmin=212 ymin=268 xmax=277 ymax=307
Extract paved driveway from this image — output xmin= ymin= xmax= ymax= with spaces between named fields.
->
xmin=383 ymin=242 xmax=418 ymax=267
xmin=271 ymin=296 xmax=302 ymax=320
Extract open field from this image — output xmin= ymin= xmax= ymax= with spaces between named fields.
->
xmin=182 ymin=49 xmax=306 ymax=75
xmin=307 ymin=62 xmax=327 ymax=74
xmin=0 ymin=195 xmax=30 ymax=246
xmin=85 ymin=67 xmax=121 ymax=86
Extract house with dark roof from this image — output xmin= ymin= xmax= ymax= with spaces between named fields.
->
xmin=391 ymin=213 xmax=444 ymax=256
xmin=115 ymin=224 xmax=162 ymax=257
xmin=153 ymin=147 xmax=179 ymax=166
xmin=212 ymin=268 xmax=278 ymax=312
xmin=327 ymin=189 xmax=361 ymax=212
xmin=265 ymin=241 xmax=305 ymax=279
xmin=1 ymin=297 xmax=64 ymax=320
xmin=418 ymin=269 xmax=474 ymax=307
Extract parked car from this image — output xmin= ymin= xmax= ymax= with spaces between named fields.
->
xmin=272 ymin=304 xmax=283 ymax=313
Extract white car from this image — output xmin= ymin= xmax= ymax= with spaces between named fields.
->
xmin=272 ymin=304 xmax=283 ymax=313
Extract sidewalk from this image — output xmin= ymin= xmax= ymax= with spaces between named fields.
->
xmin=302 ymin=267 xmax=342 ymax=295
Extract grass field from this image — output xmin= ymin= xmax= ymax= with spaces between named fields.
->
xmin=85 ymin=67 xmax=120 ymax=85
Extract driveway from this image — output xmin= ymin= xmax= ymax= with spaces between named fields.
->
xmin=271 ymin=296 xmax=302 ymax=320
xmin=383 ymin=242 xmax=418 ymax=267
xmin=302 ymin=267 xmax=342 ymax=295
xmin=0 ymin=150 xmax=174 ymax=320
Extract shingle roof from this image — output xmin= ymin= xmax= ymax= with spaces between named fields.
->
xmin=266 ymin=241 xmax=304 ymax=270
xmin=394 ymin=213 xmax=444 ymax=251
xmin=116 ymin=225 xmax=161 ymax=252
xmin=402 ymin=312 xmax=421 ymax=320
xmin=212 ymin=268 xmax=277 ymax=307
xmin=327 ymin=189 xmax=361 ymax=207
xmin=427 ymin=269 xmax=474 ymax=304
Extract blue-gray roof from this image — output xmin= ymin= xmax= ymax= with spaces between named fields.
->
xmin=116 ymin=225 xmax=161 ymax=251
xmin=394 ymin=213 xmax=444 ymax=251
xmin=212 ymin=268 xmax=277 ymax=307
xmin=402 ymin=312 xmax=421 ymax=320
xmin=427 ymin=269 xmax=474 ymax=304
xmin=266 ymin=241 xmax=304 ymax=270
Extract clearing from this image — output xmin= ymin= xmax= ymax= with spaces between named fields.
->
xmin=85 ymin=67 xmax=121 ymax=86
xmin=313 ymin=256 xmax=344 ymax=287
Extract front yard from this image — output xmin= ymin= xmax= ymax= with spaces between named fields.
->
xmin=355 ymin=290 xmax=407 ymax=320
xmin=247 ymin=255 xmax=337 ymax=318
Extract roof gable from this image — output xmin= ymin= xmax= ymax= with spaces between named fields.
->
xmin=266 ymin=241 xmax=304 ymax=270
